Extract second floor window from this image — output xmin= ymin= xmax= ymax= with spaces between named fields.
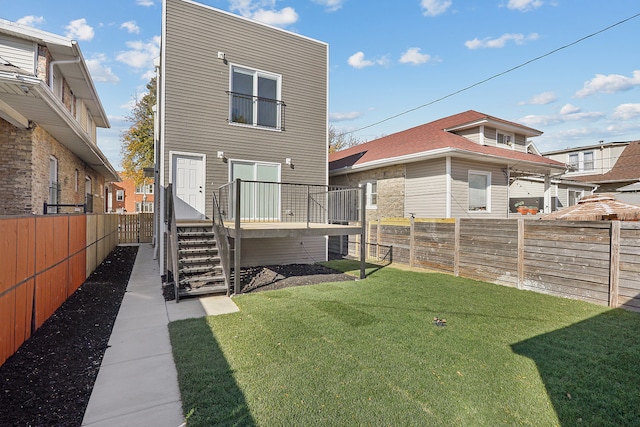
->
xmin=568 ymin=153 xmax=579 ymax=169
xmin=583 ymin=151 xmax=594 ymax=171
xmin=229 ymin=66 xmax=284 ymax=130
xmin=116 ymin=190 xmax=124 ymax=201
xmin=135 ymin=184 xmax=154 ymax=194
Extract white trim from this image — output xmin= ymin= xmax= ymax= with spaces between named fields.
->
xmin=479 ymin=125 xmax=485 ymax=146
xmin=468 ymin=170 xmax=491 ymax=213
xmin=445 ymin=156 xmax=452 ymax=218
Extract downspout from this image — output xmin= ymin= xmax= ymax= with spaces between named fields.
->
xmin=49 ymin=57 xmax=81 ymax=89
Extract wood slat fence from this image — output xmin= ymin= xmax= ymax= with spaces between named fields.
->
xmin=0 ymin=214 xmax=118 ymax=367
xmin=117 ymin=213 xmax=153 ymax=244
xmin=360 ymin=218 xmax=640 ymax=311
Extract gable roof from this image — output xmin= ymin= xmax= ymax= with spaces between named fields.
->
xmin=570 ymin=141 xmax=640 ymax=184
xmin=329 ymin=110 xmax=566 ymax=175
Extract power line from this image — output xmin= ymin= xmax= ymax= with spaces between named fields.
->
xmin=340 ymin=11 xmax=640 ymax=137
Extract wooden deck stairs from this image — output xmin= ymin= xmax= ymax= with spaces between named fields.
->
xmin=176 ymin=223 xmax=228 ymax=298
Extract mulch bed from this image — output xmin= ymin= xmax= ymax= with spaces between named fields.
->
xmin=0 ymin=245 xmax=138 ymax=427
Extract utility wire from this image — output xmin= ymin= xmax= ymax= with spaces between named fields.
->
xmin=340 ymin=12 xmax=640 ymax=137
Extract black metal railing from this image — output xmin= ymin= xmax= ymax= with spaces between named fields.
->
xmin=212 ymin=193 xmax=232 ymax=295
xmin=217 ymin=180 xmax=362 ymax=225
xmin=227 ymin=91 xmax=286 ymax=130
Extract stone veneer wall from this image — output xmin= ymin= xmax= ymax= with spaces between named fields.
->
xmin=330 ymin=164 xmax=406 ymax=220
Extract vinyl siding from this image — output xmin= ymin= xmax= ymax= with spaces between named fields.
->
xmin=0 ymin=34 xmax=35 ymax=73
xmin=163 ymin=0 xmax=327 ymax=219
xmin=456 ymin=127 xmax=480 ymax=144
xmin=450 ymin=158 xmax=508 ymax=218
xmin=405 ymin=159 xmax=447 ymax=218
xmin=240 ymin=236 xmax=326 ymax=266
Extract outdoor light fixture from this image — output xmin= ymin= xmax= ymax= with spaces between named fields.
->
xmin=217 ymin=151 xmax=228 ymax=163
xmin=285 ymin=158 xmax=294 ymax=169
xmin=217 ymin=51 xmax=227 ymax=64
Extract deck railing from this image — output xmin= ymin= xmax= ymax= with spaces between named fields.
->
xmin=217 ymin=180 xmax=362 ymax=225
xmin=165 ymin=184 xmax=180 ymax=301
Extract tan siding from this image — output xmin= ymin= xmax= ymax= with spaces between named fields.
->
xmin=240 ymin=236 xmax=326 ymax=266
xmin=510 ymin=178 xmax=542 ymax=199
xmin=514 ymin=134 xmax=526 ymax=152
xmin=405 ymin=159 xmax=447 ymax=217
xmin=0 ymin=34 xmax=35 ymax=73
xmin=164 ymin=0 xmax=327 ymax=219
xmin=456 ymin=127 xmax=481 ymax=144
xmin=450 ymin=158 xmax=508 ymax=218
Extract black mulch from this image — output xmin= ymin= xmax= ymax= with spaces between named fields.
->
xmin=0 ymin=245 xmax=138 ymax=427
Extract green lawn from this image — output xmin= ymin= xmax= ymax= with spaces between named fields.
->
xmin=169 ymin=262 xmax=640 ymax=427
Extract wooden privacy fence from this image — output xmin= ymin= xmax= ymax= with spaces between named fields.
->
xmin=362 ymin=218 xmax=640 ymax=311
xmin=116 ymin=213 xmax=153 ymax=244
xmin=0 ymin=214 xmax=118 ymax=367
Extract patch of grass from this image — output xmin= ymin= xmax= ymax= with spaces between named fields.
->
xmin=169 ymin=266 xmax=640 ymax=426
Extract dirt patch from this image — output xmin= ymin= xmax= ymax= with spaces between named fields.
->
xmin=241 ymin=263 xmax=356 ymax=293
xmin=0 ymin=245 xmax=138 ymax=427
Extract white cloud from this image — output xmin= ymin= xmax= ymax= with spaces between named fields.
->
xmin=116 ymin=36 xmax=160 ymax=72
xmin=136 ymin=0 xmax=155 ymax=6
xmin=611 ymin=103 xmax=640 ymax=120
xmin=575 ymin=70 xmax=640 ymax=98
xmin=507 ymin=0 xmax=543 ymax=12
xmin=120 ymin=21 xmax=141 ymax=34
xmin=229 ymin=0 xmax=298 ymax=27
xmin=399 ymin=47 xmax=431 ymax=65
xmin=520 ymin=91 xmax=556 ymax=105
xmin=348 ymin=51 xmax=374 ymax=69
xmin=330 ymin=112 xmax=361 ymax=121
xmin=16 ymin=15 xmax=44 ymax=27
xmin=465 ymin=32 xmax=539 ymax=49
xmin=560 ymin=103 xmax=580 ymax=115
xmin=520 ymin=107 xmax=605 ymax=127
xmin=421 ymin=0 xmax=452 ymax=16
xmin=312 ymin=0 xmax=344 ymax=12
xmin=65 ymin=18 xmax=95 ymax=41
xmin=86 ymin=54 xmax=119 ymax=84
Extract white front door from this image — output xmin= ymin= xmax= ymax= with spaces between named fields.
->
xmin=172 ymin=153 xmax=205 ymax=220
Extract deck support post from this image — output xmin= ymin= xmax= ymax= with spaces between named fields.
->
xmin=360 ymin=185 xmax=366 ymax=279
xmin=234 ymin=179 xmax=242 ymax=295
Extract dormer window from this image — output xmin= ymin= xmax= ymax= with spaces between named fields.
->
xmin=497 ymin=131 xmax=513 ymax=147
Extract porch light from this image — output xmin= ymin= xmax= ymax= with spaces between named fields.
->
xmin=217 ymin=151 xmax=228 ymax=163
xmin=285 ymin=158 xmax=294 ymax=169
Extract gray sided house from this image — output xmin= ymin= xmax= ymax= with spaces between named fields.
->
xmin=330 ymin=110 xmax=568 ymax=225
xmin=158 ymin=0 xmax=356 ymax=295
xmin=0 ymin=19 xmax=118 ymax=215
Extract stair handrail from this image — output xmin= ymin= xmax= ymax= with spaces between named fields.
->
xmin=212 ymin=192 xmax=232 ymax=296
xmin=166 ymin=184 xmax=181 ymax=302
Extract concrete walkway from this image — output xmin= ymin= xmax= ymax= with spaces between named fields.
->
xmin=82 ymin=244 xmax=239 ymax=427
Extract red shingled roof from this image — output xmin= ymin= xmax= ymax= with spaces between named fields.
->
xmin=570 ymin=141 xmax=640 ymax=184
xmin=330 ymin=110 xmax=566 ymax=172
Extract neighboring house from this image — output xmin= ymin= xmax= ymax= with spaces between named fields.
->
xmin=544 ymin=140 xmax=640 ymax=194
xmin=0 ymin=19 xmax=118 ymax=215
xmin=108 ymin=175 xmax=154 ymax=213
xmin=156 ymin=0 xmax=332 ymax=273
xmin=329 ymin=110 xmax=567 ymax=222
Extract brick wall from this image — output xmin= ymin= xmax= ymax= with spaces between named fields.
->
xmin=0 ymin=120 xmax=34 ymax=215
xmin=0 ymin=118 xmax=107 ymax=215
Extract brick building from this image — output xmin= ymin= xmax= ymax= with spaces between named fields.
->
xmin=108 ymin=175 xmax=154 ymax=213
xmin=0 ymin=19 xmax=118 ymax=215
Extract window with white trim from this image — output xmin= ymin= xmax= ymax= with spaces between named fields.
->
xmin=135 ymin=202 xmax=154 ymax=213
xmin=583 ymin=151 xmax=594 ymax=171
xmin=135 ymin=184 xmax=154 ymax=194
xmin=229 ymin=65 xmax=283 ymax=130
xmin=496 ymin=131 xmax=513 ymax=147
xmin=468 ymin=171 xmax=491 ymax=212
xmin=116 ymin=190 xmax=124 ymax=201
xmin=568 ymin=153 xmax=579 ymax=169
xmin=364 ymin=181 xmax=377 ymax=209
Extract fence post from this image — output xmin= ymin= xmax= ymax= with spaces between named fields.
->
xmin=234 ymin=179 xmax=242 ymax=295
xmin=409 ymin=214 xmax=415 ymax=268
xmin=453 ymin=218 xmax=460 ymax=276
xmin=517 ymin=218 xmax=525 ymax=289
xmin=609 ymin=221 xmax=620 ymax=308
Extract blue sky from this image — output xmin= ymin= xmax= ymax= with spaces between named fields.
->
xmin=3 ymin=0 xmax=640 ymax=168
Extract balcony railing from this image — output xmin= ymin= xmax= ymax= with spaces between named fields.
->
xmin=227 ymin=91 xmax=285 ymax=131
xmin=218 ymin=180 xmax=362 ymax=225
